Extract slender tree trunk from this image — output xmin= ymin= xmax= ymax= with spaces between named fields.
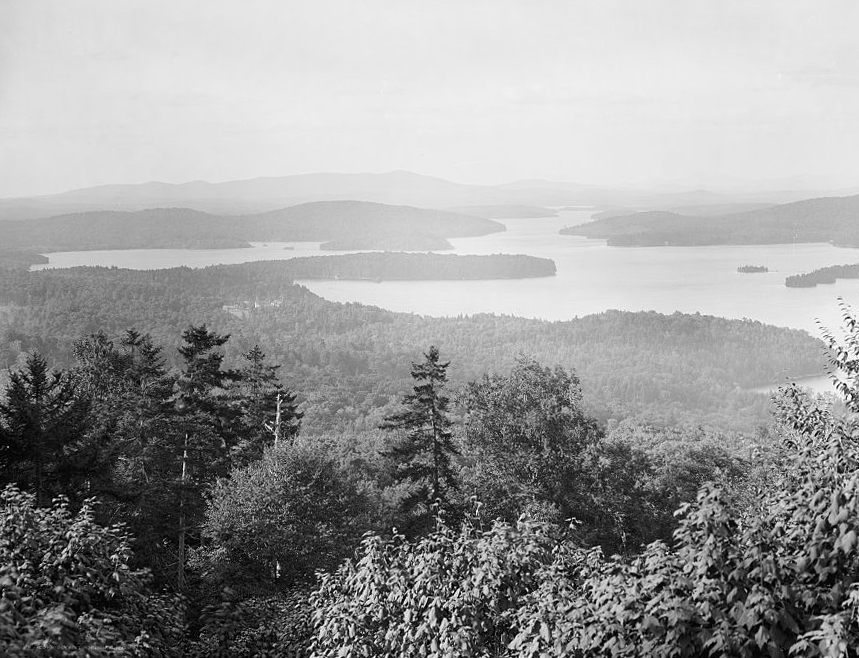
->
xmin=430 ymin=392 xmax=439 ymax=503
xmin=177 ymin=432 xmax=188 ymax=590
xmin=36 ymin=456 xmax=44 ymax=507
xmin=274 ymin=393 xmax=282 ymax=447
xmin=272 ymin=394 xmax=282 ymax=583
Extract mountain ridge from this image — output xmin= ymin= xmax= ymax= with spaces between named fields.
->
xmin=0 ymin=171 xmax=827 ymax=221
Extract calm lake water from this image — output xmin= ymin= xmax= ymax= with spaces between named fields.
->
xmin=300 ymin=210 xmax=859 ymax=337
xmin=751 ymin=374 xmax=835 ymax=395
xmin=32 ymin=209 xmax=859 ymax=338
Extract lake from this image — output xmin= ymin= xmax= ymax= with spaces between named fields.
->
xmin=750 ymin=374 xmax=835 ymax=396
xmin=32 ymin=209 xmax=859 ymax=338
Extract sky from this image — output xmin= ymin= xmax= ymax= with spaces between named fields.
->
xmin=0 ymin=0 xmax=858 ymax=197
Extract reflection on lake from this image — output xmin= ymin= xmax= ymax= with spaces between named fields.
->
xmin=32 ymin=209 xmax=859 ymax=336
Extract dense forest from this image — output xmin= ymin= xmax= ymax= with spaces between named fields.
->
xmin=1 ymin=308 xmax=858 ymax=656
xmin=0 ymin=201 xmax=503 ymax=252
xmin=235 ymin=252 xmax=556 ymax=281
xmin=563 ymin=193 xmax=859 ymax=247
xmin=785 ymin=263 xmax=859 ymax=287
xmin=0 ymin=261 xmax=824 ymax=432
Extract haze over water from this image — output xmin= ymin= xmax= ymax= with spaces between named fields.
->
xmin=33 ymin=209 xmax=859 ymax=337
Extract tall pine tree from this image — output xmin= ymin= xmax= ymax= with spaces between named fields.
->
xmin=381 ymin=346 xmax=458 ymax=524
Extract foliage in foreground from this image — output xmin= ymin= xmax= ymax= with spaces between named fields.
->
xmin=310 ymin=382 xmax=859 ymax=657
xmin=0 ymin=486 xmax=183 ymax=657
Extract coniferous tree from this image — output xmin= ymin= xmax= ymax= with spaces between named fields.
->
xmin=72 ymin=330 xmax=177 ymax=497
xmin=175 ymin=324 xmax=239 ymax=478
xmin=0 ymin=353 xmax=89 ymax=506
xmin=381 ymin=346 xmax=458 ymax=523
xmin=72 ymin=330 xmax=182 ymax=581
xmin=233 ymin=345 xmax=301 ymax=466
xmin=119 ymin=331 xmax=182 ymax=575
xmin=174 ymin=325 xmax=238 ymax=589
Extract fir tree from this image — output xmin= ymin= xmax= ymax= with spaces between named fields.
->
xmin=0 ymin=353 xmax=89 ymax=506
xmin=72 ymin=330 xmax=180 ymax=582
xmin=175 ymin=324 xmax=239 ymax=478
xmin=381 ymin=346 xmax=459 ymax=521
xmin=173 ymin=324 xmax=238 ymax=589
xmin=233 ymin=345 xmax=301 ymax=466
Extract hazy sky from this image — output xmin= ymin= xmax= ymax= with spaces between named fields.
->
xmin=1 ymin=0 xmax=858 ymax=197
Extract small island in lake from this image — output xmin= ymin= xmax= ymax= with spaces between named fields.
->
xmin=737 ymin=265 xmax=768 ymax=273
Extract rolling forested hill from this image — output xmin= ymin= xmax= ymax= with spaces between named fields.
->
xmin=563 ymin=194 xmax=859 ymax=246
xmin=0 ymin=250 xmax=48 ymax=268
xmin=0 ymin=261 xmax=825 ymax=432
xmin=0 ymin=201 xmax=503 ymax=252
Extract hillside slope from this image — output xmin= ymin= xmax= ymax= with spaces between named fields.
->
xmin=563 ymin=194 xmax=859 ymax=246
xmin=0 ymin=262 xmax=825 ymax=432
xmin=0 ymin=201 xmax=503 ymax=252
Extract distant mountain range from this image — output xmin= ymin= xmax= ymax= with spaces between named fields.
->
xmin=0 ymin=201 xmax=504 ymax=252
xmin=562 ymin=194 xmax=859 ymax=247
xmin=0 ymin=171 xmax=830 ymax=221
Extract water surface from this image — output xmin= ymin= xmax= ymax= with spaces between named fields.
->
xmin=300 ymin=210 xmax=859 ymax=335
xmin=31 ymin=208 xmax=859 ymax=337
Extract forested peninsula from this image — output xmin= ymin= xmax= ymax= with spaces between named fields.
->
xmin=785 ymin=262 xmax=859 ymax=287
xmin=239 ymin=252 xmax=556 ymax=281
xmin=0 ymin=200 xmax=503 ymax=252
xmin=562 ymin=193 xmax=859 ymax=246
xmin=0 ymin=249 xmax=48 ymax=268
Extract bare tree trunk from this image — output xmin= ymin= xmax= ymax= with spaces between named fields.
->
xmin=274 ymin=392 xmax=282 ymax=446
xmin=177 ymin=432 xmax=188 ymax=590
xmin=273 ymin=394 xmax=282 ymax=584
xmin=431 ymin=391 xmax=439 ymax=504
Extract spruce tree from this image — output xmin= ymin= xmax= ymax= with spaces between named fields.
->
xmin=174 ymin=324 xmax=237 ymax=589
xmin=381 ymin=346 xmax=458 ymax=521
xmin=0 ymin=353 xmax=89 ymax=506
xmin=175 ymin=324 xmax=238 ymax=478
xmin=233 ymin=345 xmax=301 ymax=466
xmin=72 ymin=330 xmax=181 ymax=582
